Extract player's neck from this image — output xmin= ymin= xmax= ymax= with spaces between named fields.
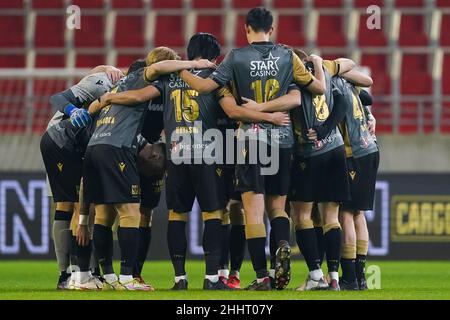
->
xmin=247 ymin=33 xmax=271 ymax=44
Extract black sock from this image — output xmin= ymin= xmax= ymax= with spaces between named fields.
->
xmin=76 ymin=241 xmax=92 ymax=272
xmin=295 ymin=228 xmax=321 ymax=271
xmin=356 ymin=254 xmax=367 ymax=280
xmin=314 ymin=227 xmax=325 ymax=266
xmin=219 ymin=224 xmax=230 ymax=270
xmin=69 ymin=235 xmax=78 ymax=273
xmin=203 ymin=219 xmax=222 ymax=276
xmin=341 ymin=258 xmax=356 ymax=282
xmin=230 ymin=225 xmax=246 ymax=272
xmin=167 ymin=221 xmax=187 ymax=277
xmin=324 ymin=228 xmax=341 ymax=273
xmin=247 ymin=237 xmax=267 ymax=279
xmin=269 ymin=217 xmax=290 ymax=270
xmin=117 ymin=226 xmax=139 ymax=276
xmin=133 ymin=227 xmax=152 ymax=277
xmin=93 ymin=224 xmax=114 ymax=275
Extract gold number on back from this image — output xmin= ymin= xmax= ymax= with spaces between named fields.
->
xmin=170 ymin=89 xmax=200 ymax=122
xmin=250 ymin=79 xmax=280 ymax=103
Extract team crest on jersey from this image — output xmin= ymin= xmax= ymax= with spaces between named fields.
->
xmin=300 ymin=162 xmax=306 ymax=170
xmin=250 ymin=52 xmax=280 ymax=77
xmin=118 ymin=162 xmax=126 ymax=172
xmin=131 ymin=185 xmax=140 ymax=196
xmin=57 ymin=162 xmax=63 ymax=172
xmin=349 ymin=171 xmax=357 ymax=180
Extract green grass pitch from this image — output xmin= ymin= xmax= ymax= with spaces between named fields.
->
xmin=0 ymin=260 xmax=449 ymax=300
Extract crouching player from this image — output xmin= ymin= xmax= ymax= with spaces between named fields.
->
xmin=40 ymin=65 xmax=122 ymax=289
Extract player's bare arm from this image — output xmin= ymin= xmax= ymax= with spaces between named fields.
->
xmin=241 ymin=89 xmax=301 ymax=112
xmin=219 ymin=95 xmax=290 ymax=126
xmin=179 ymin=69 xmax=220 ymax=94
xmin=308 ymin=54 xmax=327 ymax=94
xmin=333 ymin=58 xmax=356 ymax=75
xmin=144 ymin=59 xmax=216 ymax=82
xmin=342 ymin=69 xmax=374 ymax=87
xmin=87 ymin=65 xmax=124 ymax=84
xmin=76 ymin=178 xmax=90 ymax=247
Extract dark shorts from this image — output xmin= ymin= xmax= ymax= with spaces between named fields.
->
xmin=223 ymin=165 xmax=241 ymax=202
xmin=165 ymin=161 xmax=226 ymax=213
xmin=140 ymin=174 xmax=164 ymax=209
xmin=83 ymin=144 xmax=140 ymax=204
xmin=235 ymin=143 xmax=292 ymax=195
xmin=40 ymin=132 xmax=82 ymax=202
xmin=289 ymin=145 xmax=351 ymax=203
xmin=341 ymin=151 xmax=380 ymax=212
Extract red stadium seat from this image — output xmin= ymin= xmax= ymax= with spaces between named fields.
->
xmin=35 ymin=15 xmax=65 ymax=48
xmin=72 ymin=0 xmax=104 ymax=8
xmin=400 ymin=54 xmax=432 ymax=95
xmin=232 ymin=0 xmax=263 ymax=8
xmin=360 ymin=54 xmax=391 ymax=95
xmin=399 ymin=15 xmax=428 ymax=46
xmin=317 ymin=15 xmax=347 ymax=47
xmin=0 ymin=16 xmax=24 ymax=48
xmin=442 ymin=54 xmax=450 ymax=95
xmin=0 ymin=55 xmax=25 ymax=68
xmin=75 ymin=54 xmax=106 ymax=68
xmin=35 ymin=54 xmax=66 ymax=68
xmin=154 ymin=15 xmax=185 ymax=47
xmin=442 ymin=103 xmax=450 ymax=133
xmin=371 ymin=102 xmax=393 ymax=133
xmin=399 ymin=102 xmax=434 ymax=134
xmin=196 ymin=15 xmax=225 ymax=45
xmin=115 ymin=15 xmax=145 ymax=47
xmin=273 ymin=0 xmax=304 ymax=8
xmin=112 ymin=0 xmax=143 ymax=8
xmin=192 ymin=0 xmax=223 ymax=8
xmin=32 ymin=0 xmax=64 ymax=8
xmin=0 ymin=79 xmax=27 ymax=133
xmin=440 ymin=15 xmax=450 ymax=46
xmin=314 ymin=0 xmax=343 ymax=8
xmin=276 ymin=15 xmax=306 ymax=47
xmin=152 ymin=0 xmax=183 ymax=8
xmin=0 ymin=0 xmax=23 ymax=8
xmin=395 ymin=0 xmax=423 ymax=7
xmin=74 ymin=15 xmax=105 ymax=48
xmin=235 ymin=15 xmax=248 ymax=48
xmin=436 ymin=0 xmax=450 ymax=7
xmin=353 ymin=0 xmax=383 ymax=7
xmin=116 ymin=54 xmax=144 ymax=68
xmin=358 ymin=13 xmax=387 ymax=47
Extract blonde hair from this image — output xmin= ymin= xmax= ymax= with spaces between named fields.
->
xmin=293 ymin=48 xmax=309 ymax=61
xmin=146 ymin=46 xmax=179 ymax=66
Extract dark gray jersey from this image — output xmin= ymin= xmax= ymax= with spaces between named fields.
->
xmin=333 ymin=77 xmax=378 ymax=158
xmin=152 ymin=69 xmax=226 ymax=160
xmin=46 ymin=72 xmax=114 ymax=151
xmin=88 ymin=68 xmax=148 ymax=152
xmin=291 ymin=66 xmax=344 ymax=158
xmin=210 ymin=42 xmax=313 ymax=148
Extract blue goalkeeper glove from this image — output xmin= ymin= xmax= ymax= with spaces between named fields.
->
xmin=69 ymin=107 xmax=91 ymax=128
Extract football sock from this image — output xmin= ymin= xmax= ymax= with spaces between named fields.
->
xmin=89 ymin=247 xmax=100 ymax=276
xmin=205 ymin=274 xmax=219 ymax=283
xmin=356 ymin=240 xmax=368 ymax=280
xmin=324 ymin=224 xmax=342 ymax=274
xmin=103 ymin=273 xmax=118 ymax=284
xmin=76 ymin=240 xmax=92 ymax=272
xmin=133 ymin=226 xmax=152 ymax=277
xmin=76 ymin=271 xmax=90 ymax=283
xmin=218 ymin=269 xmax=229 ymax=278
xmin=175 ymin=275 xmax=187 ymax=283
xmin=119 ymin=274 xmax=133 ymax=283
xmin=245 ymin=224 xmax=267 ymax=279
xmin=269 ymin=216 xmax=290 ymax=269
xmin=219 ymin=224 xmax=230 ymax=270
xmin=53 ymin=210 xmax=73 ymax=273
xmin=341 ymin=244 xmax=357 ymax=283
xmin=269 ymin=269 xmax=275 ymax=279
xmin=117 ymin=226 xmax=139 ymax=276
xmin=230 ymin=225 xmax=246 ymax=272
xmin=295 ymin=220 xmax=321 ymax=272
xmin=309 ymin=268 xmax=324 ymax=281
xmin=203 ymin=219 xmax=222 ymax=276
xmin=314 ymin=226 xmax=325 ymax=266
xmin=167 ymin=221 xmax=187 ymax=277
xmin=93 ymin=224 xmax=114 ymax=275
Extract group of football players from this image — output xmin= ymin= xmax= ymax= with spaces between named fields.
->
xmin=40 ymin=7 xmax=379 ymax=292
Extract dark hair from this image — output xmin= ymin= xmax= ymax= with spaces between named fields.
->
xmin=127 ymin=59 xmax=146 ymax=74
xmin=245 ymin=7 xmax=273 ymax=33
xmin=187 ymin=33 xmax=221 ymax=61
